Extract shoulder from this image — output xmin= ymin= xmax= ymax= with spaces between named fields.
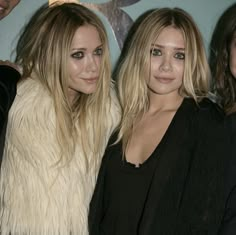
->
xmin=11 ymin=78 xmax=53 ymax=119
xmin=182 ymin=98 xmax=224 ymax=129
xmin=16 ymin=78 xmax=49 ymax=101
xmin=225 ymin=112 xmax=236 ymax=132
xmin=0 ymin=65 xmax=21 ymax=84
xmin=195 ymin=98 xmax=224 ymax=124
xmin=183 ymin=98 xmax=225 ymax=141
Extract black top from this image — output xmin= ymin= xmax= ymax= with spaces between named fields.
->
xmin=218 ymin=113 xmax=236 ymax=235
xmin=101 ymin=99 xmax=180 ymax=235
xmin=0 ymin=65 xmax=20 ymax=134
xmin=89 ymin=98 xmax=228 ymax=235
xmin=102 ymin=142 xmax=158 ymax=235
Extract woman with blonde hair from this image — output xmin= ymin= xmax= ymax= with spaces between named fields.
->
xmin=89 ymin=7 xmax=226 ymax=235
xmin=0 ymin=2 xmax=120 ymax=235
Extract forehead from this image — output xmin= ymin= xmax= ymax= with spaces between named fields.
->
xmin=154 ymin=26 xmax=185 ymax=47
xmin=71 ymin=24 xmax=101 ymax=48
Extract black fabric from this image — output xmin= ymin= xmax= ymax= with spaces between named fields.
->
xmin=100 ymin=141 xmax=159 ymax=235
xmin=0 ymin=65 xmax=20 ymax=165
xmin=89 ymin=98 xmax=227 ymax=235
xmin=218 ymin=113 xmax=236 ymax=235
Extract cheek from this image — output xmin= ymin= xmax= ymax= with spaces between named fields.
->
xmin=174 ymin=62 xmax=184 ymax=79
xmin=150 ymin=58 xmax=161 ymax=71
xmin=68 ymin=60 xmax=83 ymax=77
xmin=230 ymin=48 xmax=236 ymax=78
xmin=94 ymin=56 xmax=102 ymax=71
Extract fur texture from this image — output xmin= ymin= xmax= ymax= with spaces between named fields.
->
xmin=0 ymin=78 xmax=120 ymax=235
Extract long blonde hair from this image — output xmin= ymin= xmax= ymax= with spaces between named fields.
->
xmin=116 ymin=7 xmax=211 ymax=151
xmin=15 ymin=2 xmax=111 ymax=164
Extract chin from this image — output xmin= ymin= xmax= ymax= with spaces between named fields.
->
xmin=83 ymin=88 xmax=97 ymax=95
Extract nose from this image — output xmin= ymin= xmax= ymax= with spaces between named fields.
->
xmin=159 ymin=55 xmax=172 ymax=72
xmin=86 ymin=55 xmax=99 ymax=73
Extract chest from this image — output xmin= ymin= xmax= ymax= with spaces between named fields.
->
xmin=125 ymin=110 xmax=176 ymax=165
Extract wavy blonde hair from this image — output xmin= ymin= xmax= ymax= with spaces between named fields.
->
xmin=116 ymin=7 xmax=211 ymax=151
xmin=15 ymin=2 xmax=111 ymax=165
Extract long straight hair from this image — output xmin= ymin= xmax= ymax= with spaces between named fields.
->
xmin=115 ymin=7 xmax=210 ymax=153
xmin=15 ymin=2 xmax=112 ymax=165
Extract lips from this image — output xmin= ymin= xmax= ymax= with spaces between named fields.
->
xmin=83 ymin=77 xmax=98 ymax=84
xmin=155 ymin=76 xmax=174 ymax=84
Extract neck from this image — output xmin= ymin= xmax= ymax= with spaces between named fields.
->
xmin=148 ymin=92 xmax=183 ymax=113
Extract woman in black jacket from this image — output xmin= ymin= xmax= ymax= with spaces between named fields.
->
xmin=210 ymin=3 xmax=236 ymax=235
xmin=89 ymin=7 xmax=227 ymax=235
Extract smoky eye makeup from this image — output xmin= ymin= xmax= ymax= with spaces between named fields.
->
xmin=71 ymin=51 xmax=84 ymax=59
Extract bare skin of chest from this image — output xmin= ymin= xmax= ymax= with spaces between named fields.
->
xmin=125 ymin=110 xmax=176 ymax=166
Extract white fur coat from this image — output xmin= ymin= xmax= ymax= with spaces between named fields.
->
xmin=0 ymin=79 xmax=120 ymax=235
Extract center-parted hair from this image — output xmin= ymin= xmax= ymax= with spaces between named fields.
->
xmin=15 ymin=2 xmax=112 ymax=164
xmin=116 ymin=7 xmax=210 ymax=151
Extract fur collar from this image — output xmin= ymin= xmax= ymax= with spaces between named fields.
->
xmin=0 ymin=79 xmax=120 ymax=235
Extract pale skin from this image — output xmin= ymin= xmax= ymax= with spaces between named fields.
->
xmin=230 ymin=33 xmax=236 ymax=78
xmin=228 ymin=33 xmax=236 ymax=113
xmin=125 ymin=26 xmax=185 ymax=166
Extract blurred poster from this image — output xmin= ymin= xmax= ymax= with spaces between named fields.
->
xmin=48 ymin=0 xmax=140 ymax=49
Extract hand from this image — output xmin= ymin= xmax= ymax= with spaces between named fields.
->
xmin=0 ymin=60 xmax=22 ymax=75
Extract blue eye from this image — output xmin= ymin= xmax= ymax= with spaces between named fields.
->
xmin=94 ymin=47 xmax=103 ymax=56
xmin=71 ymin=51 xmax=84 ymax=59
xmin=151 ymin=48 xmax=162 ymax=56
xmin=175 ymin=52 xmax=185 ymax=60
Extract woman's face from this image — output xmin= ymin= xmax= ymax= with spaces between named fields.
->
xmin=230 ymin=33 xmax=236 ymax=78
xmin=67 ymin=24 xmax=103 ymax=103
xmin=147 ymin=26 xmax=185 ymax=97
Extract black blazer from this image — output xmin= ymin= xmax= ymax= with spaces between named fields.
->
xmin=89 ymin=98 xmax=228 ymax=235
xmin=0 ymin=65 xmax=20 ymax=164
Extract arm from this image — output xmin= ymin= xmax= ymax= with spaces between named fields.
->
xmin=177 ymin=99 xmax=227 ymax=234
xmin=218 ymin=114 xmax=236 ymax=235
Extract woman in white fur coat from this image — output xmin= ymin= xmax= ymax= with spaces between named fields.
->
xmin=0 ymin=2 xmax=120 ymax=235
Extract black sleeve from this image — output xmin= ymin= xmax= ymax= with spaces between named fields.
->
xmin=88 ymin=132 xmax=118 ymax=235
xmin=0 ymin=65 xmax=21 ymax=135
xmin=218 ymin=114 xmax=236 ymax=235
xmin=177 ymin=99 xmax=227 ymax=234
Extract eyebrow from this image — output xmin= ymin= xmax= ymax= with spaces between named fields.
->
xmin=71 ymin=44 xmax=103 ymax=51
xmin=151 ymin=43 xmax=185 ymax=51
